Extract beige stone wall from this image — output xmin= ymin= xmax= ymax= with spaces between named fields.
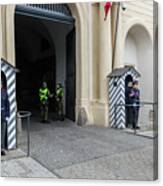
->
xmin=114 ymin=0 xmax=154 ymax=68
xmin=0 ymin=1 xmax=155 ymax=127
xmin=90 ymin=2 xmax=112 ymax=126
xmin=0 ymin=5 xmax=15 ymax=66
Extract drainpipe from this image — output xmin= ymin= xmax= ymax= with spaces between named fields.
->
xmin=111 ymin=2 xmax=126 ymax=70
xmin=111 ymin=2 xmax=120 ymax=70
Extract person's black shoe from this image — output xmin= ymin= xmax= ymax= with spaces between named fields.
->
xmin=1 ymin=150 xmax=6 ymax=156
xmin=44 ymin=120 xmax=50 ymax=124
xmin=60 ymin=117 xmax=65 ymax=121
xmin=136 ymin=126 xmax=140 ymax=130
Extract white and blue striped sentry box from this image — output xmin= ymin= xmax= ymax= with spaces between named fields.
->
xmin=1 ymin=58 xmax=19 ymax=150
xmin=107 ymin=66 xmax=140 ymax=129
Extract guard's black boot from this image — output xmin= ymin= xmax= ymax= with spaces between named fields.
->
xmin=44 ymin=120 xmax=50 ymax=124
xmin=1 ymin=150 xmax=6 ymax=156
xmin=60 ymin=115 xmax=65 ymax=121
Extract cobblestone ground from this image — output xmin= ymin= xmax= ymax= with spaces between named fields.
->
xmin=2 ymin=117 xmax=156 ymax=180
xmin=1 ymin=156 xmax=56 ymax=178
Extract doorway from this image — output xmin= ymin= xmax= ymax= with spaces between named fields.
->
xmin=1 ymin=71 xmax=8 ymax=148
xmin=125 ymin=74 xmax=133 ymax=128
xmin=15 ymin=4 xmax=76 ymax=121
xmin=124 ymin=24 xmax=153 ymax=103
xmin=125 ymin=75 xmax=133 ymax=90
xmin=1 ymin=71 xmax=7 ymax=89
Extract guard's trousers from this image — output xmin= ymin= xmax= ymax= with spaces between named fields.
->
xmin=126 ymin=106 xmax=133 ymax=127
xmin=132 ymin=107 xmax=139 ymax=129
xmin=1 ymin=120 xmax=7 ymax=150
xmin=40 ymin=103 xmax=48 ymax=121
xmin=56 ymin=100 xmax=64 ymax=120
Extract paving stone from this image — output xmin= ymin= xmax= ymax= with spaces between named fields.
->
xmin=54 ymin=146 xmax=154 ymax=180
xmin=1 ymin=157 xmax=57 ymax=178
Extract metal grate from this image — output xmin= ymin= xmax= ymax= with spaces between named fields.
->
xmin=26 ymin=4 xmax=72 ymax=16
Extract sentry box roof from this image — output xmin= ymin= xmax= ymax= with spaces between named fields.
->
xmin=1 ymin=58 xmax=20 ymax=73
xmin=107 ymin=66 xmax=140 ymax=78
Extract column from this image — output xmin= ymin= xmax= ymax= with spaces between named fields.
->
xmin=98 ymin=2 xmax=112 ymax=126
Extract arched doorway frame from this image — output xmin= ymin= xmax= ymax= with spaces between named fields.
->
xmin=122 ymin=19 xmax=154 ymax=129
xmin=6 ymin=3 xmax=86 ymax=122
xmin=122 ymin=19 xmax=153 ymax=52
xmin=123 ymin=21 xmax=153 ymax=99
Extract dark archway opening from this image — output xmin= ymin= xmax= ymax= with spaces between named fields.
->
xmin=1 ymin=71 xmax=7 ymax=89
xmin=15 ymin=15 xmax=56 ymax=114
xmin=125 ymin=74 xmax=133 ymax=127
xmin=15 ymin=4 xmax=76 ymax=121
xmin=1 ymin=71 xmax=8 ymax=148
xmin=125 ymin=75 xmax=133 ymax=89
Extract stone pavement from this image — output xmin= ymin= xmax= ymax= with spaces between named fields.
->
xmin=1 ymin=118 xmax=157 ymax=180
xmin=1 ymin=150 xmax=56 ymax=178
xmin=54 ymin=146 xmax=153 ymax=180
xmin=124 ymin=128 xmax=158 ymax=139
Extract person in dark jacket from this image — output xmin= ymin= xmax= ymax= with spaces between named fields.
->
xmin=125 ymin=81 xmax=134 ymax=127
xmin=132 ymin=80 xmax=140 ymax=129
xmin=1 ymin=80 xmax=10 ymax=155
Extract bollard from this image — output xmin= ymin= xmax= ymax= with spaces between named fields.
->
xmin=17 ymin=111 xmax=32 ymax=157
xmin=17 ymin=113 xmax=22 ymax=133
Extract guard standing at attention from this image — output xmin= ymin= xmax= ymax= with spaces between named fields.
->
xmin=39 ymin=82 xmax=53 ymax=123
xmin=56 ymin=83 xmax=64 ymax=121
xmin=132 ymin=80 xmax=140 ymax=129
xmin=1 ymin=79 xmax=10 ymax=156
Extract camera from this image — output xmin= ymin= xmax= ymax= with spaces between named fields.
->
xmin=121 ymin=2 xmax=126 ymax=11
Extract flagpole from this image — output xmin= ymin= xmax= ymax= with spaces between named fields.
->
xmin=112 ymin=2 xmax=120 ymax=70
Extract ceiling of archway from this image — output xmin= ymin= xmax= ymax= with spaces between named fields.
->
xmin=15 ymin=3 xmax=75 ymax=25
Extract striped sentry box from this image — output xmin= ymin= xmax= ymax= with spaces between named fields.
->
xmin=1 ymin=58 xmax=19 ymax=150
xmin=107 ymin=67 xmax=140 ymax=129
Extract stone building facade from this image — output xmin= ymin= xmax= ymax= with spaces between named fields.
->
xmin=0 ymin=0 xmax=157 ymax=131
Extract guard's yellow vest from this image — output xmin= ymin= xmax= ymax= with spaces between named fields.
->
xmin=39 ymin=88 xmax=49 ymax=102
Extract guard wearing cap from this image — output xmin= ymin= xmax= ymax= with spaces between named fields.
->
xmin=1 ymin=79 xmax=10 ymax=156
xmin=132 ymin=80 xmax=140 ymax=129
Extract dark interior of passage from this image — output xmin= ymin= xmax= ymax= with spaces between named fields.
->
xmin=15 ymin=5 xmax=76 ymax=121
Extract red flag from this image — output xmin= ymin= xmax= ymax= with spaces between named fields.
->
xmin=104 ymin=2 xmax=112 ymax=21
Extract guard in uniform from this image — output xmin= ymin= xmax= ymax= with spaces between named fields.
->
xmin=1 ymin=80 xmax=10 ymax=156
xmin=56 ymin=83 xmax=64 ymax=121
xmin=132 ymin=80 xmax=140 ymax=129
xmin=39 ymin=82 xmax=52 ymax=123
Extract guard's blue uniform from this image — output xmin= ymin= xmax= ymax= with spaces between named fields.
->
xmin=1 ymin=88 xmax=10 ymax=149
